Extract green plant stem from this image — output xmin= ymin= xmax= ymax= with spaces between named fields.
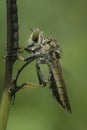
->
xmin=0 ymin=0 xmax=19 ymax=129
xmin=0 ymin=88 xmax=12 ymax=130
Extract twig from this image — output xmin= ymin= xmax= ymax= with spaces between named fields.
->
xmin=0 ymin=0 xmax=19 ymax=130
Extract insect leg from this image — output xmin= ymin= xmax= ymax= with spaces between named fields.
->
xmin=9 ymin=82 xmax=43 ymax=101
xmin=14 ymin=54 xmax=39 ymax=84
xmin=36 ymin=62 xmax=47 ymax=86
xmin=10 ymin=54 xmax=39 ymax=95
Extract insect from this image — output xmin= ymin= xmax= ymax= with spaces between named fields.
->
xmin=11 ymin=29 xmax=71 ymax=113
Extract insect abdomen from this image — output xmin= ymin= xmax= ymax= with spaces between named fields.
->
xmin=50 ymin=53 xmax=71 ymax=113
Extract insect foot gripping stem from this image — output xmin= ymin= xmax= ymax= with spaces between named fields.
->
xmin=8 ymin=81 xmax=27 ymax=104
xmin=8 ymin=80 xmax=19 ymax=103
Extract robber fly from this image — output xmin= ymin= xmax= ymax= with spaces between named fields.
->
xmin=11 ymin=29 xmax=71 ymax=113
xmin=25 ymin=29 xmax=71 ymax=112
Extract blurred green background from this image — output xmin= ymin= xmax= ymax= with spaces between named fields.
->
xmin=0 ymin=0 xmax=87 ymax=130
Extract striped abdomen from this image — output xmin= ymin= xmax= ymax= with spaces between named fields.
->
xmin=49 ymin=52 xmax=71 ymax=113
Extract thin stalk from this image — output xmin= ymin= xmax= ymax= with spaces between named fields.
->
xmin=0 ymin=0 xmax=19 ymax=129
xmin=0 ymin=88 xmax=12 ymax=130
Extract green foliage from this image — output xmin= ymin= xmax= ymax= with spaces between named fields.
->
xmin=0 ymin=0 xmax=87 ymax=130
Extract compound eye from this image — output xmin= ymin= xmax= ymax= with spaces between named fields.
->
xmin=32 ymin=31 xmax=40 ymax=43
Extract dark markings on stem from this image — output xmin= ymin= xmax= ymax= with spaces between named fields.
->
xmin=11 ymin=0 xmax=19 ymax=50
